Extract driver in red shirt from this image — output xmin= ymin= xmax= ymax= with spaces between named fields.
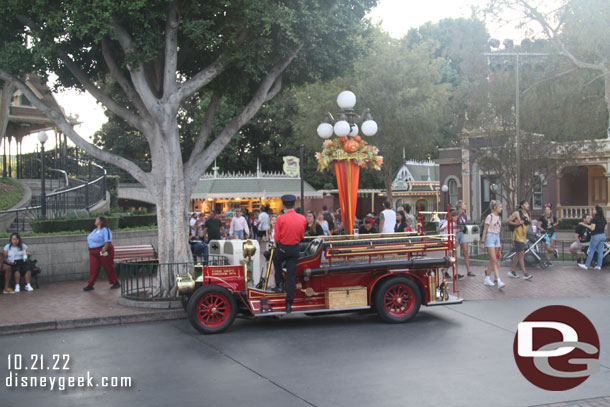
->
xmin=273 ymin=194 xmax=307 ymax=313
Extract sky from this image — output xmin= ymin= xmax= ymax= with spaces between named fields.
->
xmin=16 ymin=0 xmax=532 ymax=154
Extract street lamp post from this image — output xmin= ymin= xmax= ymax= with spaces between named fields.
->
xmin=316 ymin=90 xmax=379 ymax=234
xmin=484 ymin=39 xmax=549 ymax=207
xmin=37 ymin=131 xmax=48 ymax=219
xmin=441 ymin=184 xmax=449 ymax=211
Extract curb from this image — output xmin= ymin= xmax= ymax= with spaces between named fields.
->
xmin=0 ymin=309 xmax=186 ymax=336
xmin=117 ymin=297 xmax=184 ymax=309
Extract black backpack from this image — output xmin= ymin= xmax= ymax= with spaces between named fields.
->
xmin=509 ymin=210 xmax=527 ymax=232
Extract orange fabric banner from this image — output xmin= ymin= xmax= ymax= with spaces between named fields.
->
xmin=334 ymin=159 xmax=360 ymax=235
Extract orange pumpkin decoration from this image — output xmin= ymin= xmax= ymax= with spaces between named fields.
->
xmin=343 ymin=139 xmax=360 ymax=153
xmin=338 ymin=136 xmax=348 ymax=143
xmin=353 ymin=135 xmax=361 ymax=142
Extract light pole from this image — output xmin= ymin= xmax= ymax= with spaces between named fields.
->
xmin=484 ymin=39 xmax=549 ymax=207
xmin=441 ymin=184 xmax=449 ymax=211
xmin=316 ymin=90 xmax=379 ymax=234
xmin=37 ymin=131 xmax=48 ymax=219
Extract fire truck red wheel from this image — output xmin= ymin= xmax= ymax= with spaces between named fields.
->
xmin=187 ymin=286 xmax=237 ymax=334
xmin=374 ymin=277 xmax=421 ymax=323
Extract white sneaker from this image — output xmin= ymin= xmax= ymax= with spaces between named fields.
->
xmin=577 ymin=263 xmax=589 ymax=270
xmin=14 ymin=284 xmax=20 ymax=293
xmin=497 ymin=279 xmax=506 ymax=289
xmin=483 ymin=277 xmax=495 ymax=286
xmin=25 ymin=283 xmax=34 ymax=292
xmin=594 ymin=266 xmax=602 ymax=271
xmin=507 ymin=271 xmax=519 ymax=278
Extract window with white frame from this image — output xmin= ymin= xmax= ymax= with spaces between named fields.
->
xmin=532 ymin=177 xmax=543 ymax=210
xmin=448 ymin=179 xmax=458 ymax=208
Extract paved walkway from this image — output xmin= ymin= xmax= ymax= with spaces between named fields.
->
xmin=532 ymin=397 xmax=610 ymax=407
xmin=455 ymin=262 xmax=610 ymax=300
xmin=0 ymin=280 xmax=184 ymax=335
xmin=0 ymin=261 xmax=608 ymax=335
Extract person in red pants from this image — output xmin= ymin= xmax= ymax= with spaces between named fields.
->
xmin=84 ymin=216 xmax=120 ymax=291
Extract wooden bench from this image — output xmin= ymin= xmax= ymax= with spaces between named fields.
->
xmin=113 ymin=244 xmax=157 ymax=263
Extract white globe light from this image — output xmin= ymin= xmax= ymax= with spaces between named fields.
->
xmin=337 ymin=90 xmax=356 ymax=110
xmin=349 ymin=123 xmax=359 ymax=137
xmin=361 ymin=120 xmax=378 ymax=136
xmin=441 ymin=184 xmax=449 ymax=192
xmin=317 ymin=123 xmax=333 ymax=139
xmin=333 ymin=120 xmax=351 ymax=137
xmin=37 ymin=131 xmax=49 ymax=144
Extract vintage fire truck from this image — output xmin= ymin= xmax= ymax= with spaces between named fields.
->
xmin=177 ymin=218 xmax=462 ymax=334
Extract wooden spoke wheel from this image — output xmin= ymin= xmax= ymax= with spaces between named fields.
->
xmin=187 ymin=286 xmax=237 ymax=334
xmin=374 ymin=277 xmax=421 ymax=323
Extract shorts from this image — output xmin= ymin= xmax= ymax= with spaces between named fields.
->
xmin=456 ymin=231 xmax=467 ymax=245
xmin=513 ymin=240 xmax=526 ymax=252
xmin=258 ymin=230 xmax=268 ymax=238
xmin=547 ymin=232 xmax=556 ymax=241
xmin=570 ymin=241 xmax=589 ymax=252
xmin=484 ymin=232 xmax=501 ymax=248
xmin=233 ymin=230 xmax=245 ymax=239
xmin=5 ymin=260 xmax=31 ymax=274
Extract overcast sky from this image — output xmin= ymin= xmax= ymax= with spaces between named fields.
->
xmin=20 ymin=0 xmax=533 ymax=153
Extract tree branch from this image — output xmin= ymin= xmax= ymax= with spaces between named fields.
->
xmin=0 ymin=68 xmax=151 ymax=187
xmin=521 ymin=68 xmax=578 ymax=97
xmin=176 ymin=29 xmax=248 ymax=104
xmin=112 ymin=22 xmax=161 ymax=116
xmin=184 ymin=44 xmax=303 ymax=184
xmin=56 ymin=50 xmax=149 ymax=134
xmin=163 ymin=0 xmax=180 ymax=97
xmin=185 ymin=93 xmax=220 ymax=169
xmin=101 ymin=37 xmax=150 ymax=120
xmin=519 ymin=0 xmax=604 ymax=72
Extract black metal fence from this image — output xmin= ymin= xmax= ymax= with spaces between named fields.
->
xmin=0 ymin=156 xmax=107 ymax=231
xmin=119 ymin=256 xmax=229 ymax=301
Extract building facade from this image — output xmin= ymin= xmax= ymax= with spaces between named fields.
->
xmin=437 ymin=139 xmax=610 ymax=221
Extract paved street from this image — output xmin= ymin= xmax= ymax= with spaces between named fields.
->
xmin=2 ymin=297 xmax=609 ymax=407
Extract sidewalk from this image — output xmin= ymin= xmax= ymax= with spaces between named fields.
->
xmin=456 ymin=263 xmax=610 ymax=300
xmin=0 ymin=280 xmax=185 ymax=335
xmin=1 ymin=263 xmax=608 ymax=336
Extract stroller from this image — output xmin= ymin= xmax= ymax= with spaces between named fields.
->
xmin=503 ymin=230 xmax=552 ymax=269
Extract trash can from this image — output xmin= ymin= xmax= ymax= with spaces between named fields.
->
xmin=463 ymin=225 xmax=480 ymax=256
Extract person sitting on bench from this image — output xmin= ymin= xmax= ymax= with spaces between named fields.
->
xmin=3 ymin=232 xmax=34 ymax=293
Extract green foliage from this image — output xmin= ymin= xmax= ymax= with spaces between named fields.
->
xmin=118 ymin=214 xmax=157 ymax=228
xmin=105 ymin=175 xmax=120 ymax=208
xmin=30 ymin=213 xmax=157 ymax=233
xmin=0 ymin=178 xmax=24 ymax=210
xmin=0 ymin=225 xmax=157 ymax=239
xmin=32 ymin=217 xmax=119 ymax=234
xmin=292 ymin=29 xmax=452 ymax=195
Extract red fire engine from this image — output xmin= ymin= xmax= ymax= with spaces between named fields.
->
xmin=178 ymin=216 xmax=461 ymax=334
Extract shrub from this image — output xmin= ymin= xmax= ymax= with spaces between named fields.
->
xmin=118 ymin=214 xmax=157 ymax=228
xmin=106 ymin=175 xmax=120 ymax=208
xmin=32 ymin=216 xmax=119 ymax=233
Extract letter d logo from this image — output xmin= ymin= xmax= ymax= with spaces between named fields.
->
xmin=513 ymin=305 xmax=600 ymax=391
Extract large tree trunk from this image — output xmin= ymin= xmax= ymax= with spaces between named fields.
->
xmin=149 ymin=124 xmax=193 ymax=297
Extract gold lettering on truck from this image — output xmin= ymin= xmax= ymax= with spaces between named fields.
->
xmin=209 ymin=267 xmax=239 ymax=277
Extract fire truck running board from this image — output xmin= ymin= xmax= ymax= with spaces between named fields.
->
xmin=425 ymin=295 xmax=463 ymax=306
xmin=256 ymin=305 xmax=371 ymax=317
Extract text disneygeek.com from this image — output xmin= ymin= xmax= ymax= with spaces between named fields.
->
xmin=4 ymin=354 xmax=132 ymax=391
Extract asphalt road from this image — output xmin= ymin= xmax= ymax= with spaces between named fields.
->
xmin=1 ymin=297 xmax=609 ymax=407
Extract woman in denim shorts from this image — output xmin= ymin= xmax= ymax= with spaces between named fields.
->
xmin=455 ymin=200 xmax=475 ymax=277
xmin=480 ymin=200 xmax=505 ymax=289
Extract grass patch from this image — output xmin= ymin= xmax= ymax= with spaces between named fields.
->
xmin=0 ymin=179 xmax=25 ymax=210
